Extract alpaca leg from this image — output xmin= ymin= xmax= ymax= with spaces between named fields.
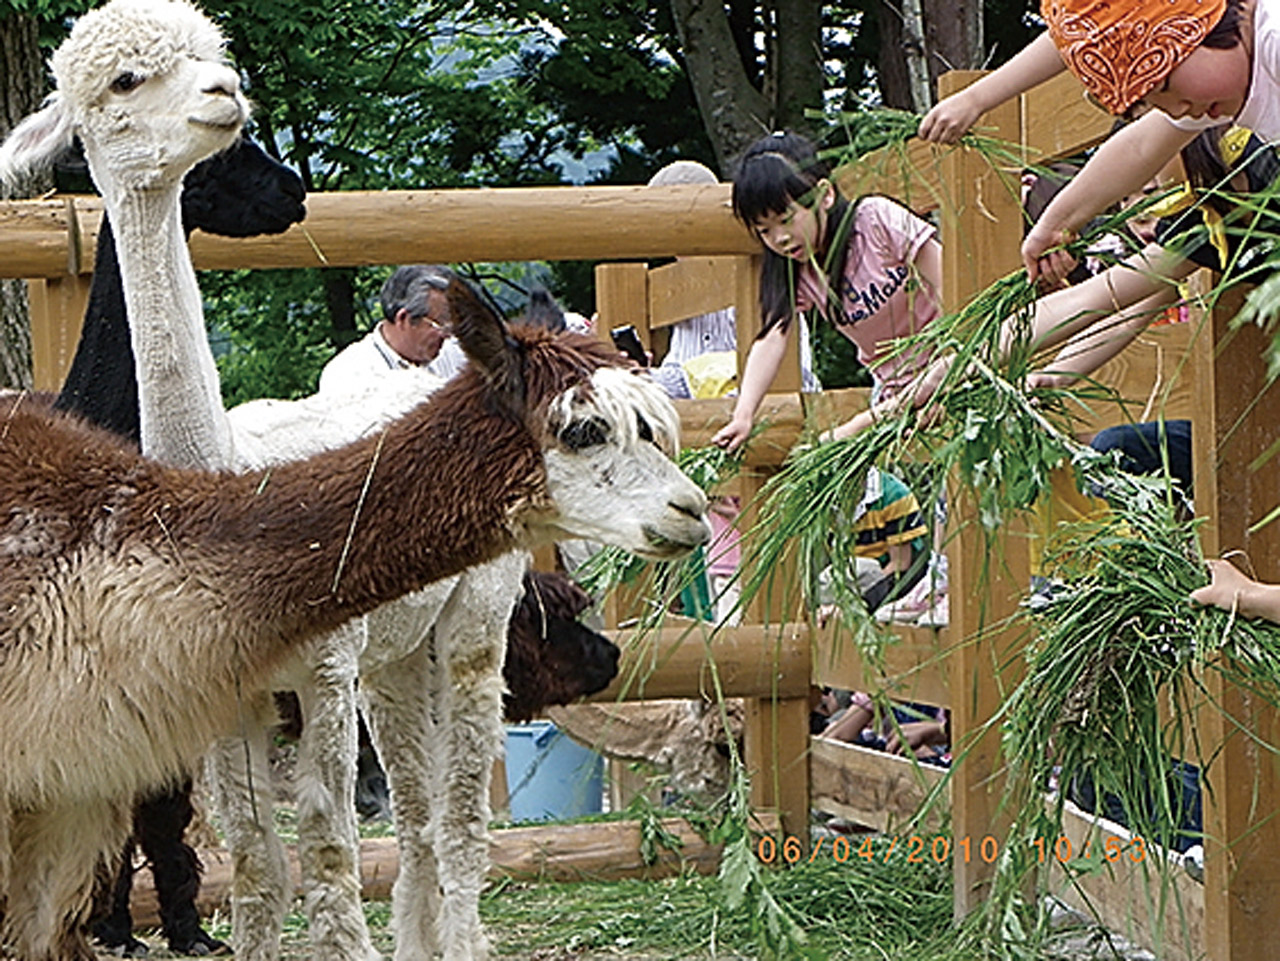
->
xmin=89 ymin=838 xmax=150 ymax=957
xmin=293 ymin=624 xmax=379 ymax=961
xmin=206 ymin=708 xmax=290 ymax=961
xmin=135 ymin=777 xmax=228 ymax=956
xmin=360 ymin=638 xmax=439 ymax=961
xmin=4 ymin=798 xmax=132 ymax=961
xmin=433 ymin=555 xmax=524 ymax=961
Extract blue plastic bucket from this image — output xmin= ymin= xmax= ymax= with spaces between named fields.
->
xmin=504 ymin=721 xmax=604 ymax=821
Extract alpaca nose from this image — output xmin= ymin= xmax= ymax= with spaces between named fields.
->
xmin=201 ymin=63 xmax=242 ymax=99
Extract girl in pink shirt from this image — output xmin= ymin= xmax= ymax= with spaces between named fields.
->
xmin=712 ymin=131 xmax=943 ymax=452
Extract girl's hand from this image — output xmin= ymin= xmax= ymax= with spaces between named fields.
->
xmin=1025 ymin=370 xmax=1072 ymax=392
xmin=1022 ymin=222 xmax=1080 ymax=287
xmin=711 ymin=415 xmax=753 ymax=453
xmin=918 ymin=91 xmax=980 ymax=145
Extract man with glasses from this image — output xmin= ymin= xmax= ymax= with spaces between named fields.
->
xmin=319 ymin=263 xmax=468 ymax=393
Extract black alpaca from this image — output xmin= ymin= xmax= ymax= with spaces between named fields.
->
xmin=57 ymin=136 xmax=306 ymax=958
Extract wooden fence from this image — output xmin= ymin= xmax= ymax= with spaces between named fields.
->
xmin=3 ymin=68 xmax=1279 ymax=960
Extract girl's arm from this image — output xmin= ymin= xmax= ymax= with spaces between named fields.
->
xmin=918 ymin=32 xmax=1065 ymax=144
xmin=1021 ymin=243 xmax=1195 ymax=355
xmin=1023 ymin=113 xmax=1198 ymax=284
xmin=1026 ymin=289 xmax=1181 ymax=389
xmin=711 ymin=322 xmax=790 ymax=452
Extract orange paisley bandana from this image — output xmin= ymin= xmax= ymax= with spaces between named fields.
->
xmin=1043 ymin=0 xmax=1227 ymax=114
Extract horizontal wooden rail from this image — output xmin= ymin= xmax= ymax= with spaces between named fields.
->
xmin=0 ymin=185 xmax=758 ymax=279
xmin=595 ymin=620 xmax=810 ymax=702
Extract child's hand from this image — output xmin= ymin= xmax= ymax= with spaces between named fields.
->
xmin=711 ymin=415 xmax=753 ymax=453
xmin=1022 ymin=222 xmax=1080 ymax=287
xmin=918 ymin=91 xmax=981 ymax=145
xmin=1190 ymin=558 xmax=1263 ymax=617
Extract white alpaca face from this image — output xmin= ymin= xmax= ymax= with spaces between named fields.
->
xmin=54 ymin=0 xmax=248 ymax=191
xmin=541 ymin=368 xmax=710 ymax=559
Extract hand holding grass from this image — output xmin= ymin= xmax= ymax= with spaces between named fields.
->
xmin=1191 ymin=558 xmax=1280 ymax=624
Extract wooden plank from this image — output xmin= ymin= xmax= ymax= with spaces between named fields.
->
xmin=674 ymin=393 xmax=805 ymax=468
xmin=1054 ymin=801 xmax=1204 ymax=961
xmin=594 ymin=262 xmax=649 ymax=346
xmin=812 ymin=624 xmax=950 ymax=710
xmin=1022 ymin=71 xmax=1114 ymax=163
xmin=127 ymin=814 xmax=784 ymax=928
xmin=743 ymin=695 xmax=811 ymax=840
xmin=27 ymin=275 xmax=91 ymax=391
xmin=647 ymin=256 xmax=738 ymax=328
xmin=1195 ymin=287 xmax=1280 ymax=961
xmin=809 ymin=736 xmax=946 ymax=833
xmin=596 ymin=620 xmax=811 ymax=702
xmin=1082 ymin=317 xmax=1203 ymax=429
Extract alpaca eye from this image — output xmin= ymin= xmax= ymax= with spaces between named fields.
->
xmin=636 ymin=414 xmax=654 ymax=445
xmin=109 ymin=72 xmax=144 ymax=94
xmin=560 ymin=417 xmax=609 ymax=451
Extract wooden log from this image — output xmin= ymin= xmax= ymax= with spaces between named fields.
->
xmin=0 ymin=185 xmax=757 ymax=279
xmin=596 ymin=619 xmax=810 ymax=701
xmin=126 ymin=814 xmax=782 ymax=929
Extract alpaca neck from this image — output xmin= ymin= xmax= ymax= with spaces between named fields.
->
xmin=199 ymin=388 xmax=548 ymax=643
xmin=110 ymin=186 xmax=233 ymax=470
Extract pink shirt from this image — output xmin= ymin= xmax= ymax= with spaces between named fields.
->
xmin=794 ymin=196 xmax=939 ymax=396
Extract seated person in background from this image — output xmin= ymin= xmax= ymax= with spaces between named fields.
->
xmin=319 ymin=263 xmax=467 ymax=392
xmin=814 ymin=466 xmax=932 ymax=620
xmin=815 ymin=689 xmax=950 ymax=764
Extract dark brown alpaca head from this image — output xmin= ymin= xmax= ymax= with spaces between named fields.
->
xmin=503 ymin=571 xmax=619 ymax=722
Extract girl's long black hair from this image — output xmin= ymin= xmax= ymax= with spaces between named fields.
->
xmin=732 ymin=131 xmax=856 ymax=338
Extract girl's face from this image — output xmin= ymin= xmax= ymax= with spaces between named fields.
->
xmin=1139 ymin=42 xmax=1252 ymax=121
xmin=749 ymin=179 xmax=835 ymax=262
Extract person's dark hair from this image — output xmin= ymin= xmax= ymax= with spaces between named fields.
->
xmin=1202 ymin=0 xmax=1244 ymax=49
xmin=381 ymin=264 xmax=458 ymax=323
xmin=732 ymin=131 xmax=855 ymax=337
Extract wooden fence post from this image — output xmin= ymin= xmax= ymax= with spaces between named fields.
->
xmin=1195 ymin=287 xmax=1280 ymax=961
xmin=937 ymin=70 xmax=1026 ymax=915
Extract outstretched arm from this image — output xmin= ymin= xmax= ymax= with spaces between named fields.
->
xmin=1191 ymin=558 xmax=1280 ymax=623
xmin=918 ymin=32 xmax=1065 ymax=144
xmin=1023 ymin=113 xmax=1198 ymax=283
xmin=711 ymin=322 xmax=790 ymax=452
xmin=1026 ymin=289 xmax=1182 ymax=389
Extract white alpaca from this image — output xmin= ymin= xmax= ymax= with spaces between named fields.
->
xmin=0 ymin=4 xmax=708 ymax=961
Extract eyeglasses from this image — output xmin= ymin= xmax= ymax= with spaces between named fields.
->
xmin=414 ymin=313 xmax=451 ymax=332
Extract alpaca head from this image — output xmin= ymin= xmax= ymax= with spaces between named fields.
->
xmin=0 ymin=0 xmax=247 ymax=195
xmin=448 ymin=281 xmax=711 ymax=560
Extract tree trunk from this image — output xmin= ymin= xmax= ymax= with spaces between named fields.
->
xmin=923 ymin=0 xmax=983 ymax=85
xmin=668 ymin=0 xmax=772 ymax=174
xmin=771 ymin=0 xmax=824 ymax=135
xmin=0 ymin=13 xmax=46 ymax=390
xmin=876 ymin=0 xmax=985 ymax=110
xmin=874 ymin=1 xmax=913 ymax=110
xmin=900 ymin=0 xmax=933 ymax=112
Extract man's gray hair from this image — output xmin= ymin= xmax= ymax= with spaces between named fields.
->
xmin=381 ymin=264 xmax=459 ymax=321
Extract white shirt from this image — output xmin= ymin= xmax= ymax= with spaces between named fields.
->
xmin=318 ymin=324 xmax=467 ymax=395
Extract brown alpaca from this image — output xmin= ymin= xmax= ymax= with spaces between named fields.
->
xmin=0 ymin=280 xmax=709 ymax=961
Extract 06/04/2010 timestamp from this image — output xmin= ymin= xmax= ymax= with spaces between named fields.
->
xmin=755 ymin=833 xmax=1148 ymax=866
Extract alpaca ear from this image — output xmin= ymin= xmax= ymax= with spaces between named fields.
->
xmin=446 ymin=278 xmax=525 ymax=412
xmin=0 ymin=95 xmax=74 ymax=191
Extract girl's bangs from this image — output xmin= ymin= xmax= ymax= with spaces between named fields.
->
xmin=732 ymin=154 xmax=818 ymax=224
